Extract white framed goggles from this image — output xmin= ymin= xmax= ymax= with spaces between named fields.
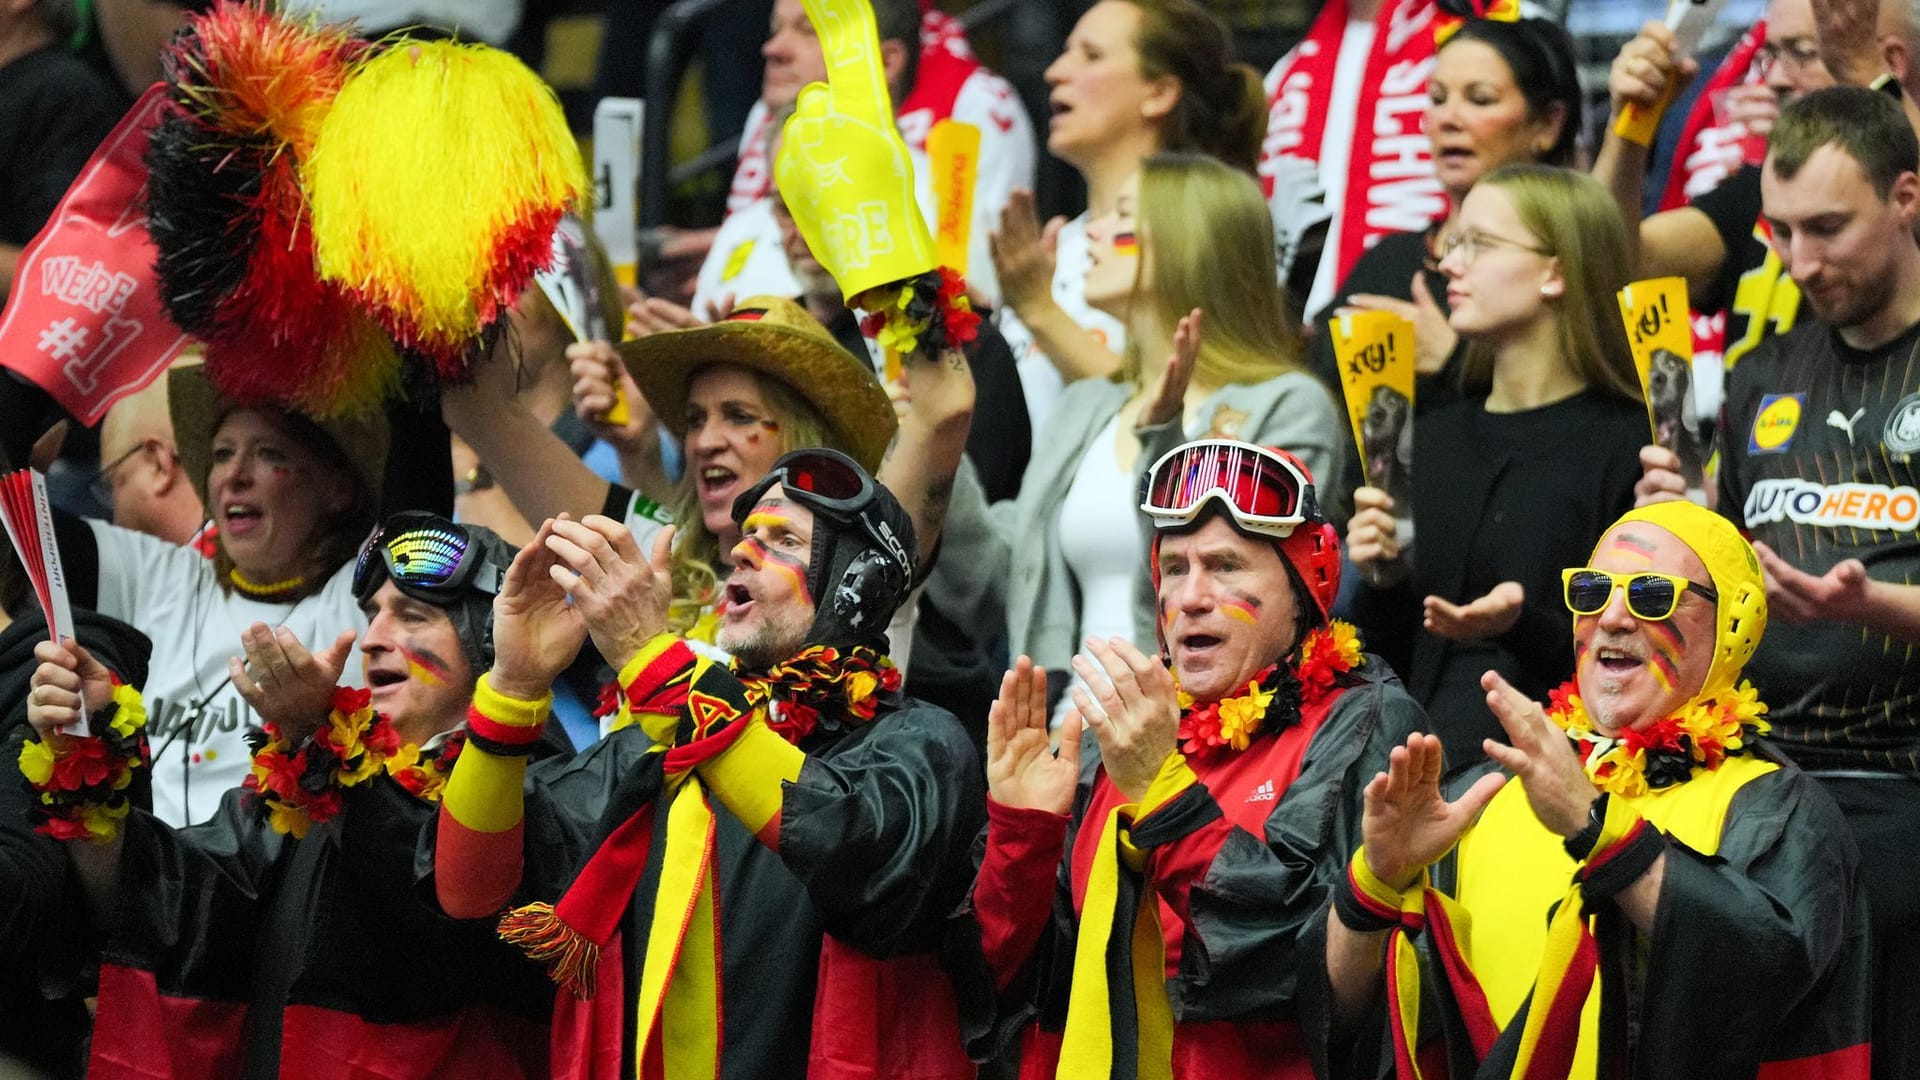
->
xmin=1139 ymin=440 xmax=1318 ymax=538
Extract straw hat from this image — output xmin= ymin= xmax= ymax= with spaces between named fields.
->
xmin=616 ymin=295 xmax=896 ymax=472
xmin=168 ymin=361 xmax=389 ymax=513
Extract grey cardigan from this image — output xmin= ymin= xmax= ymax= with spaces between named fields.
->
xmin=950 ymin=370 xmax=1346 ymax=693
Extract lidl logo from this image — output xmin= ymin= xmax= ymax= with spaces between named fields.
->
xmin=1749 ymin=393 xmax=1803 ymax=455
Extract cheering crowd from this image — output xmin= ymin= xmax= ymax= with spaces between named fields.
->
xmin=0 ymin=0 xmax=1916 ymax=1077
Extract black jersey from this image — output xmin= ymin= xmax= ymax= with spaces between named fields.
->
xmin=1720 ymin=318 xmax=1920 ymax=773
xmin=1694 ymin=166 xmax=1804 ymax=371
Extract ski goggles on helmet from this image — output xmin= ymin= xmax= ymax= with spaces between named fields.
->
xmin=1139 ymin=440 xmax=1319 ymax=538
xmin=1561 ymin=568 xmax=1718 ymax=622
xmin=734 ymin=448 xmax=911 ymax=570
xmin=353 ymin=512 xmax=506 ymax=603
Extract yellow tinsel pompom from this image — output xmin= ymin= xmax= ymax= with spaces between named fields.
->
xmin=306 ymin=39 xmax=588 ymax=365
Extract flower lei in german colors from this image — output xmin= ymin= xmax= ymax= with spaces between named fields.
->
xmin=387 ymin=730 xmax=466 ymax=802
xmin=17 ymin=680 xmax=150 ymax=843
xmin=738 ymin=643 xmax=902 ymax=745
xmin=1175 ymin=620 xmax=1364 ymax=757
xmin=858 ymin=268 xmax=981 ymax=356
xmin=244 ymin=685 xmax=401 ymax=837
xmin=1547 ymin=679 xmax=1770 ymax=797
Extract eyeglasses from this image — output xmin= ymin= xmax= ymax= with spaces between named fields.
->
xmin=1757 ymin=37 xmax=1823 ymax=75
xmin=88 ymin=440 xmax=158 ymax=505
xmin=1439 ymin=228 xmax=1552 ymax=268
xmin=1139 ymin=440 xmax=1319 ymax=538
xmin=1562 ymin=568 xmax=1717 ymax=622
xmin=735 ymin=448 xmax=911 ymax=570
xmin=353 ymin=511 xmax=505 ymax=603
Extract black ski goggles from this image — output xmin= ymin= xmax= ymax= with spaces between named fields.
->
xmin=733 ymin=448 xmax=911 ymax=570
xmin=353 ymin=512 xmax=505 ymax=603
xmin=1561 ymin=568 xmax=1717 ymax=622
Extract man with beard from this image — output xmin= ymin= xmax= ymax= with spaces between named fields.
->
xmin=430 ymin=448 xmax=986 ymax=1078
xmin=1638 ymin=85 xmax=1920 ymax=1080
xmin=1319 ymin=501 xmax=1871 ymax=1078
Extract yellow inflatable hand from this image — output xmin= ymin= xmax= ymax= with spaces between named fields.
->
xmin=773 ymin=0 xmax=935 ymax=303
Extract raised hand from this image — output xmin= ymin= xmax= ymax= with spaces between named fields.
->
xmin=625 ymin=292 xmax=709 ymax=339
xmin=492 ymin=518 xmax=590 ymax=699
xmin=1347 ymin=273 xmax=1455 ymax=374
xmin=28 ymin=639 xmax=115 ymax=742
xmin=230 ymin=624 xmax=357 ymax=744
xmin=1072 ymin=636 xmax=1181 ymax=802
xmin=1813 ymin=0 xmax=1887 ymax=87
xmin=569 ymin=339 xmax=654 ymax=450
xmin=1361 ymin=732 xmax=1506 ymax=891
xmin=1424 ymin=582 xmax=1524 ymax=641
xmin=1608 ymin=21 xmax=1695 ymax=117
xmin=1140 ymin=308 xmax=1203 ymax=428
xmin=1754 ymin=541 xmax=1870 ymax=624
xmin=773 ymin=0 xmax=935 ymax=302
xmin=988 ymin=189 xmax=1063 ymax=316
xmin=986 ymin=657 xmax=1082 ymax=814
xmin=1479 ymin=670 xmax=1597 ymax=838
xmin=1346 ymin=485 xmax=1406 ymax=588
xmin=545 ymin=515 xmax=675 ymax=672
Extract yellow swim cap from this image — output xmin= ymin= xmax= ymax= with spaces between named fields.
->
xmin=1591 ymin=501 xmax=1767 ymax=701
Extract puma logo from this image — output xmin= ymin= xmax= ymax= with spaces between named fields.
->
xmin=1828 ymin=407 xmax=1867 ymax=444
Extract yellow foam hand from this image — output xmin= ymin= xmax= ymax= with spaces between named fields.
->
xmin=774 ymin=0 xmax=935 ymax=303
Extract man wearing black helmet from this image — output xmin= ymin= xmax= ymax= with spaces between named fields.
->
xmin=432 ymin=447 xmax=987 ymax=1080
xmin=21 ymin=513 xmax=560 ymax=1079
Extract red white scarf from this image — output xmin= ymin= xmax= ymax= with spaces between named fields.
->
xmin=1260 ymin=0 xmax=1447 ymax=290
xmin=1655 ymin=22 xmax=1768 ymax=367
xmin=1656 ymin=21 xmax=1768 ymax=214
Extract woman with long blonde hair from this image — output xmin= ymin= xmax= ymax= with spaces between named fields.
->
xmin=962 ymin=152 xmax=1345 ymax=715
xmin=1346 ymin=164 xmax=1647 ymax=765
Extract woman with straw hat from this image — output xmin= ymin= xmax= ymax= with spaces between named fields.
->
xmin=443 ymin=293 xmax=973 ymax=647
xmin=23 ymin=363 xmax=390 ymax=828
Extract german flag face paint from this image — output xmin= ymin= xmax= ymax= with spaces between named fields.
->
xmin=1220 ymin=595 xmax=1260 ymax=624
xmin=1111 ymin=230 xmax=1138 ymax=256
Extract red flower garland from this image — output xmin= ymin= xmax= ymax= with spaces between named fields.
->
xmin=18 ymin=679 xmax=150 ymax=844
xmin=739 ymin=644 xmax=902 ymax=745
xmin=244 ymin=685 xmax=402 ymax=837
xmin=1175 ymin=621 xmax=1364 ymax=759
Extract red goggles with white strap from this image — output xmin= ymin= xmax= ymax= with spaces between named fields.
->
xmin=1138 ymin=440 xmax=1318 ymax=538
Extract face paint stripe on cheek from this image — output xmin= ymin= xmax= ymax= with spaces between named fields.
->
xmin=399 ymin=646 xmax=452 ymax=686
xmin=1220 ymin=596 xmax=1260 ymax=624
xmin=1646 ymin=655 xmax=1676 ymax=692
xmin=760 ymin=552 xmax=813 ymax=605
xmin=1643 ymin=617 xmax=1686 ymax=650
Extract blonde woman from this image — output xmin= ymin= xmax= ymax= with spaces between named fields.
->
xmin=1346 ymin=164 xmax=1647 ymax=766
xmin=961 ymin=152 xmax=1344 ymax=715
xmin=444 ymin=295 xmax=970 ymax=647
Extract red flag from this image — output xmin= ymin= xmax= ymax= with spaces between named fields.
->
xmin=0 ymin=84 xmax=187 ymax=425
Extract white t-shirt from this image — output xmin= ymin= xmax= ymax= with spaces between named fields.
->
xmin=88 ymin=520 xmax=369 ymax=827
xmin=1054 ymin=416 xmax=1146 ymax=722
xmin=997 ymin=214 xmax=1129 ymax=434
xmin=694 ymin=66 xmax=1037 ymax=315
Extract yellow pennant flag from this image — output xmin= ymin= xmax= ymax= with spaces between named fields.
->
xmin=1618 ymin=276 xmax=1707 ymax=492
xmin=1330 ymin=311 xmax=1416 ymax=511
